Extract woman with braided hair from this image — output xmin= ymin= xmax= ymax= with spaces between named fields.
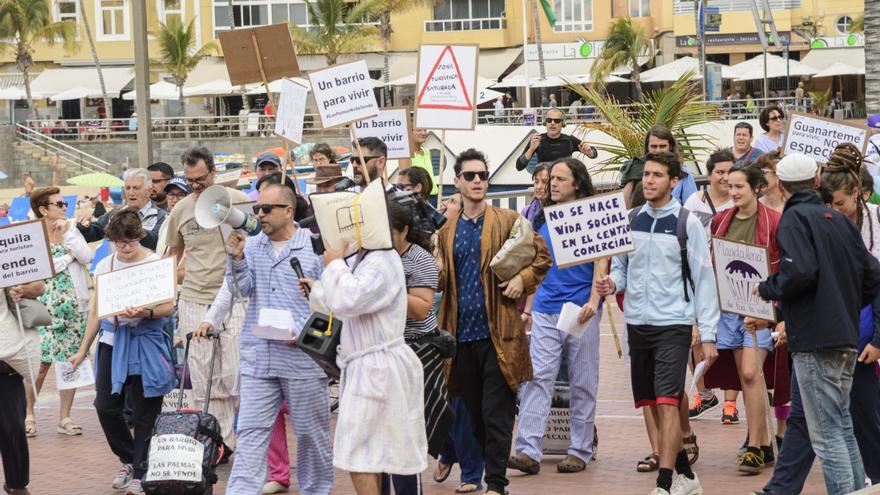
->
xmin=820 ymin=142 xmax=880 ymax=484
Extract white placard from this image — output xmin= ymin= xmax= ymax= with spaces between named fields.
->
xmin=275 ymin=78 xmax=308 ymax=144
xmin=542 ymin=191 xmax=634 ymax=268
xmin=415 ymin=44 xmax=478 ymax=130
xmin=783 ymin=111 xmax=870 ymax=165
xmin=0 ymin=219 xmax=55 ymax=288
xmin=162 ymin=389 xmax=194 ymax=412
xmin=145 ymin=434 xmax=204 ymax=483
xmin=352 ymin=107 xmax=413 ymax=160
xmin=54 ymin=359 xmax=94 ymax=390
xmin=542 ymin=407 xmax=571 ymax=455
xmin=308 ymin=60 xmax=379 ymax=129
xmin=711 ymin=237 xmax=775 ymax=321
xmin=96 ymin=256 xmax=177 ymax=319
xmin=308 ymin=179 xmax=392 ymax=258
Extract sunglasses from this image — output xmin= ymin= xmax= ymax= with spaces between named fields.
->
xmin=768 ymin=115 xmax=783 ymax=122
xmin=458 ymin=171 xmax=489 ymax=182
xmin=114 ymin=238 xmax=140 ymax=248
xmin=252 ymin=204 xmax=289 ymax=215
xmin=350 ymin=156 xmax=379 ymax=166
xmin=546 ymin=118 xmax=564 ymax=124
xmin=49 ymin=201 xmax=68 ymax=209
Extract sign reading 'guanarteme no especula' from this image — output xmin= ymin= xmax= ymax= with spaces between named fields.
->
xmin=0 ymin=219 xmax=55 ymax=288
xmin=783 ymin=111 xmax=870 ymax=165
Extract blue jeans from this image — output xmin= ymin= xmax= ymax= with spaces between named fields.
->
xmin=438 ymin=397 xmax=484 ymax=485
xmin=793 ymin=350 xmax=864 ymax=495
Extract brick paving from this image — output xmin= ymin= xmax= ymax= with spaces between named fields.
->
xmin=7 ymin=308 xmax=827 ymax=494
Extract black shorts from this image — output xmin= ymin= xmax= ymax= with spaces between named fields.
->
xmin=627 ymin=324 xmax=691 ymax=409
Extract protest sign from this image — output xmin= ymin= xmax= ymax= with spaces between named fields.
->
xmin=54 ymin=358 xmax=94 ymax=390
xmin=96 ymin=256 xmax=177 ymax=319
xmin=415 ymin=44 xmax=478 ymax=130
xmin=162 ymin=389 xmax=193 ymax=412
xmin=783 ymin=111 xmax=870 ymax=165
xmin=144 ymin=434 xmax=204 ymax=483
xmin=309 ymin=60 xmax=379 ymax=129
xmin=542 ymin=407 xmax=571 ymax=455
xmin=711 ymin=237 xmax=775 ymax=321
xmin=274 ymin=78 xmax=309 ymax=144
xmin=542 ymin=191 xmax=634 ymax=268
xmin=352 ymin=107 xmax=412 ymax=160
xmin=0 ymin=219 xmax=55 ymax=288
xmin=219 ymin=23 xmax=300 ymax=86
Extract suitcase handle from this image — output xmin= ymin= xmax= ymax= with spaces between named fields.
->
xmin=179 ymin=331 xmax=221 ymax=413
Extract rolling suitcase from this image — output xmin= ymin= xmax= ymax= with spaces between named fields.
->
xmin=143 ymin=332 xmax=224 ymax=495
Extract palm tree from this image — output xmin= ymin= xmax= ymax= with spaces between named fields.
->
xmin=290 ymin=0 xmax=378 ymax=66
xmin=865 ymin=10 xmax=880 ymax=115
xmin=375 ymin=0 xmax=429 ymax=102
xmin=77 ymin=0 xmax=111 ymax=125
xmin=591 ymin=16 xmax=651 ymax=102
xmin=152 ymin=17 xmax=217 ymax=117
xmin=0 ymin=0 xmax=78 ymax=120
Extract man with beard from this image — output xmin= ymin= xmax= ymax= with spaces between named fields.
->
xmin=147 ymin=162 xmax=174 ymax=211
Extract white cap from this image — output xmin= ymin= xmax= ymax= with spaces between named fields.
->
xmin=776 ymin=153 xmax=818 ymax=182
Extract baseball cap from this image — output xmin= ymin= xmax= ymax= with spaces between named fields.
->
xmin=256 ymin=152 xmax=282 ymax=168
xmin=776 ymin=153 xmax=818 ymax=182
xmin=164 ymin=176 xmax=192 ymax=194
xmin=867 ymin=114 xmax=880 ymax=129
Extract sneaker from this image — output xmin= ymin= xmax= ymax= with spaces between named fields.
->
xmin=507 ymin=452 xmax=540 ymax=474
xmin=761 ymin=445 xmax=775 ymax=466
xmin=721 ymin=401 xmax=739 ymax=425
xmin=650 ymin=489 xmax=671 ymax=495
xmin=736 ymin=448 xmax=766 ymax=475
xmin=124 ymin=479 xmax=144 ymax=495
xmin=111 ymin=464 xmax=133 ymax=490
xmin=737 ymin=433 xmax=750 ymax=456
xmin=262 ymin=481 xmax=290 ymax=494
xmin=670 ymin=472 xmax=703 ymax=495
xmin=688 ymin=393 xmax=719 ymax=419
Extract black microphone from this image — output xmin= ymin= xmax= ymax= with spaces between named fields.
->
xmin=289 ymin=257 xmax=310 ymax=297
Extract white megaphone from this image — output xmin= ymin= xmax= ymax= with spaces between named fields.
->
xmin=195 ymin=185 xmax=262 ymax=236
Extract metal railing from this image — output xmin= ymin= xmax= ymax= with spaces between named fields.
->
xmin=15 ymin=124 xmax=112 ymax=174
xmin=672 ymin=0 xmax=801 ymax=14
xmin=424 ymin=16 xmax=507 ymax=32
xmin=485 ymin=188 xmax=534 ymax=213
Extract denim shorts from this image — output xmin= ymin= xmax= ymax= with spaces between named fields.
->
xmin=716 ymin=311 xmax=774 ymax=351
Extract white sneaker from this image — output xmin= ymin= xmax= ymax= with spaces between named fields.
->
xmin=124 ymin=479 xmax=144 ymax=495
xmin=111 ymin=464 xmax=133 ymax=490
xmin=650 ymin=488 xmax=671 ymax=495
xmin=262 ymin=481 xmax=290 ymax=494
xmin=671 ymin=472 xmax=703 ymax=495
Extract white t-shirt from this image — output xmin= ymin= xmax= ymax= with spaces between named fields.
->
xmin=683 ymin=189 xmax=734 ymax=239
xmin=93 ymin=251 xmax=162 ymax=346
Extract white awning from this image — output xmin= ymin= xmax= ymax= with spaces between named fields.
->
xmin=731 ymin=54 xmax=817 ymax=81
xmin=123 ymin=81 xmax=182 ymax=101
xmin=812 ymin=62 xmax=865 ymax=78
xmin=50 ymin=86 xmax=103 ymax=101
xmin=386 ymin=52 xmax=419 ymax=82
xmin=801 ymin=47 xmax=865 ymax=70
xmin=639 ymin=56 xmax=737 ymax=83
xmin=30 ymin=67 xmax=134 ymax=98
xmin=478 ymin=47 xmax=522 ymax=80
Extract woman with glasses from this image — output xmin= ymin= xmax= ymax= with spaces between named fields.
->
xmin=754 ymin=105 xmax=786 ymax=154
xmin=756 ymin=150 xmax=785 ymax=213
xmin=24 ymin=187 xmax=94 ymax=438
xmin=69 ymin=209 xmax=175 ymax=495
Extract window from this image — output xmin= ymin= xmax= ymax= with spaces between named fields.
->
xmin=54 ymin=0 xmax=77 ymax=23
xmin=213 ymin=1 xmax=269 ymax=37
xmin=836 ymin=15 xmax=854 ymax=34
xmin=159 ymin=0 xmax=184 ymax=24
xmin=271 ymin=2 xmax=312 ymax=28
xmin=629 ymin=0 xmax=649 ymax=17
xmin=96 ymin=0 xmax=129 ymax=40
xmin=553 ymin=0 xmax=592 ymax=32
xmin=428 ymin=0 xmax=505 ymax=31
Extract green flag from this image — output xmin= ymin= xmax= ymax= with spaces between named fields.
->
xmin=539 ymin=0 xmax=557 ymax=26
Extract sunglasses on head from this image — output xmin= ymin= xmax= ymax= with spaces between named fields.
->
xmin=546 ymin=118 xmax=564 ymax=124
xmin=252 ymin=204 xmax=288 ymax=215
xmin=458 ymin=171 xmax=489 ymax=182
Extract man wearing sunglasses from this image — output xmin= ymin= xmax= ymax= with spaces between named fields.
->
xmin=436 ymin=148 xmax=552 ymax=495
xmin=350 ymin=137 xmax=389 ymax=189
xmin=147 ymin=162 xmax=175 ymax=211
xmin=516 ymin=108 xmax=597 ymax=172
xmin=165 ymin=146 xmax=250 ymax=458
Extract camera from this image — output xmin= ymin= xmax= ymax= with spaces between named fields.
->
xmin=388 ymin=186 xmax=447 ymax=236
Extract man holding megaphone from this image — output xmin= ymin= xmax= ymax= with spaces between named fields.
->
xmin=164 ymin=146 xmax=251 ymax=457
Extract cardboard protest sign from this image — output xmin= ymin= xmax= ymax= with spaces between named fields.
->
xmin=783 ymin=111 xmax=870 ymax=165
xmin=711 ymin=237 xmax=775 ymax=321
xmin=415 ymin=44 xmax=478 ymax=130
xmin=542 ymin=191 xmax=634 ymax=268
xmin=219 ymin=24 xmax=300 ymax=86
xmin=308 ymin=60 xmax=379 ymax=129
xmin=144 ymin=434 xmax=204 ymax=483
xmin=274 ymin=78 xmax=309 ymax=144
xmin=0 ymin=219 xmax=56 ymax=288
xmin=352 ymin=107 xmax=412 ymax=160
xmin=308 ymin=179 xmax=391 ymax=258
xmin=96 ymin=256 xmax=177 ymax=319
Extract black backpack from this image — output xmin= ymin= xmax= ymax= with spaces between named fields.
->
xmin=627 ymin=206 xmax=696 ymax=302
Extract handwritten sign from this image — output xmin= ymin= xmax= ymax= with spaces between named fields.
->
xmin=308 ymin=60 xmax=379 ymax=129
xmin=54 ymin=358 xmax=94 ymax=390
xmin=783 ymin=111 xmax=870 ymax=165
xmin=308 ymin=179 xmax=391 ymax=258
xmin=0 ymin=219 xmax=55 ymax=288
xmin=542 ymin=191 xmax=634 ymax=268
xmin=96 ymin=256 xmax=177 ymax=319
xmin=145 ymin=434 xmax=204 ymax=483
xmin=275 ymin=78 xmax=308 ymax=144
xmin=415 ymin=44 xmax=478 ymax=130
xmin=711 ymin=237 xmax=775 ymax=321
xmin=352 ymin=107 xmax=412 ymax=160
xmin=162 ymin=389 xmax=193 ymax=412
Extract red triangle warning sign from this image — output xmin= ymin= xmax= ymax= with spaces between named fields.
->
xmin=417 ymin=46 xmax=474 ymax=111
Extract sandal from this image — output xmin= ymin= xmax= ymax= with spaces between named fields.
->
xmin=636 ymin=452 xmax=659 ymax=472
xmin=57 ymin=417 xmax=82 ymax=436
xmin=24 ymin=416 xmax=36 ymax=438
xmin=683 ymin=433 xmax=699 ymax=465
xmin=433 ymin=462 xmax=452 ymax=483
xmin=454 ymin=482 xmax=482 ymax=493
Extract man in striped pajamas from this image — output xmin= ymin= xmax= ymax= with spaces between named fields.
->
xmin=222 ymin=183 xmax=333 ymax=494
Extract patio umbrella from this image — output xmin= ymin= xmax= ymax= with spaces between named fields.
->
xmin=0 ymin=87 xmax=26 ymax=100
xmin=67 ymin=173 xmax=124 ymax=187
xmin=50 ymin=86 xmax=102 ymax=102
xmin=123 ymin=81 xmax=181 ymax=101
xmin=639 ymin=56 xmax=737 ymax=83
xmin=812 ymin=62 xmax=865 ymax=78
xmin=731 ymin=54 xmax=817 ymax=81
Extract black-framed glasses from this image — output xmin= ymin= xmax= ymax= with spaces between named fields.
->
xmin=253 ymin=204 xmax=289 ymax=215
xmin=185 ymin=173 xmax=211 ymax=185
xmin=114 ymin=238 xmax=140 ymax=249
xmin=49 ymin=201 xmax=68 ymax=209
xmin=546 ymin=118 xmax=564 ymax=124
xmin=458 ymin=171 xmax=489 ymax=182
xmin=350 ymin=156 xmax=379 ymax=165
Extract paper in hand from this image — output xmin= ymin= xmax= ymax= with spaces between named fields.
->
xmin=689 ymin=360 xmax=707 ymax=394
xmin=55 ymin=359 xmax=95 ymax=390
xmin=253 ymin=308 xmax=298 ymax=340
xmin=556 ymin=302 xmax=590 ymax=337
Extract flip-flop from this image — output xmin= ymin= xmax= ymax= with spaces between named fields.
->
xmin=25 ymin=416 xmax=36 ymax=438
xmin=433 ymin=462 xmax=452 ymax=483
xmin=57 ymin=417 xmax=83 ymax=436
xmin=454 ymin=482 xmax=482 ymax=493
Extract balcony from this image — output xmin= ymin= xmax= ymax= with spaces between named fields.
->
xmin=673 ymin=0 xmax=801 ymax=14
xmin=424 ymin=16 xmax=507 ymax=32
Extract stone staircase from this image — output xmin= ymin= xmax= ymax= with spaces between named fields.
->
xmin=12 ymin=125 xmax=113 ymax=186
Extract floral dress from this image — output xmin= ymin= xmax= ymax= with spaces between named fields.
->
xmin=37 ymin=243 xmax=87 ymax=363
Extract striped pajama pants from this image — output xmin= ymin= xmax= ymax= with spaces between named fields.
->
xmin=178 ymin=299 xmax=244 ymax=450
xmin=514 ymin=308 xmax=602 ymax=463
xmin=227 ymin=374 xmax=333 ymax=495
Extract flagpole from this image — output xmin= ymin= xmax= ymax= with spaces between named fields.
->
xmin=521 ymin=0 xmax=531 ymax=109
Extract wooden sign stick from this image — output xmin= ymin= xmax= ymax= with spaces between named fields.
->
xmin=753 ymin=337 xmax=778 ymax=460
xmin=597 ymin=256 xmax=623 ymax=359
xmin=349 ymin=126 xmax=371 ymax=183
xmin=438 ymin=129 xmax=446 ymax=204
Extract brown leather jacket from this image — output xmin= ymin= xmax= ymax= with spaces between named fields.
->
xmin=437 ymin=205 xmax=551 ymax=392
